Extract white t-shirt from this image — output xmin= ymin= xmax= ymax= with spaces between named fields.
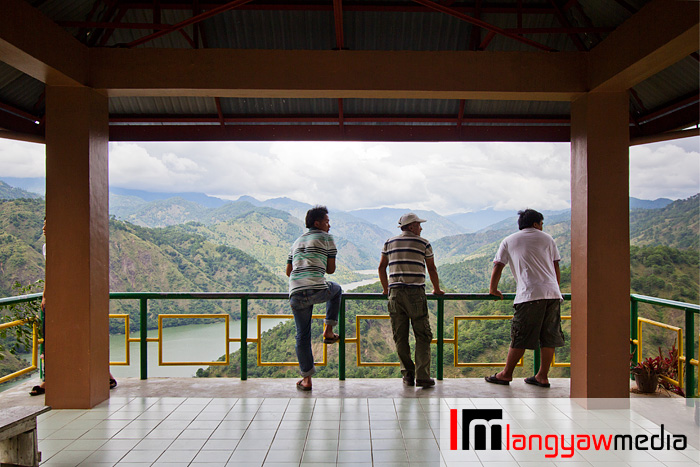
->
xmin=493 ymin=228 xmax=562 ymax=304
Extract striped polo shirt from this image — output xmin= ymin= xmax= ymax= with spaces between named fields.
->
xmin=288 ymin=228 xmax=338 ymax=295
xmin=381 ymin=231 xmax=433 ymax=287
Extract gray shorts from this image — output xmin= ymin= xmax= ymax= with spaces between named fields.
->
xmin=511 ymin=299 xmax=565 ymax=350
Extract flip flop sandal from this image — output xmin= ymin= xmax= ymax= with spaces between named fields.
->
xmin=296 ymin=380 xmax=312 ymax=391
xmin=109 ymin=378 xmax=118 ymax=389
xmin=484 ymin=374 xmax=510 ymax=385
xmin=525 ymin=376 xmax=550 ymax=388
xmin=323 ymin=333 xmax=340 ymax=344
xmin=29 ymin=385 xmax=45 ymax=396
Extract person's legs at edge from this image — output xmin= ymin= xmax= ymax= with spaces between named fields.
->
xmin=291 ymin=295 xmax=315 ymax=389
xmin=389 ymin=289 xmax=415 ymax=379
xmin=322 ymin=281 xmax=342 ymax=341
xmin=495 ymin=347 xmax=527 ymax=382
xmin=536 ymin=347 xmax=555 ymax=384
xmin=409 ymin=292 xmax=433 ymax=383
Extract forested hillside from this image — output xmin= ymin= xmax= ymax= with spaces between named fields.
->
xmin=0 ymin=181 xmax=41 ymax=200
xmin=630 ymin=194 xmax=699 ymax=249
xmin=110 ymin=194 xmax=381 ymax=272
xmin=0 ymin=199 xmax=45 ymax=296
xmin=109 ymin=220 xmax=288 ymax=332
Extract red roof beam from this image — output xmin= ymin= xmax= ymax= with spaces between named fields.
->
xmin=125 ymin=0 xmax=257 ymax=48
xmin=116 ymin=3 xmax=557 ymax=14
xmin=58 ymin=21 xmax=173 ymax=30
xmin=636 ymin=92 xmax=700 ymax=125
xmin=333 ymin=0 xmax=344 ymax=50
xmin=409 ymin=0 xmax=557 ymax=51
xmin=109 ymin=115 xmax=570 ymax=125
xmin=108 ymin=123 xmax=571 ymax=143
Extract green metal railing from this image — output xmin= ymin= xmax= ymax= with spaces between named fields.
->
xmin=2 ymin=291 xmax=698 ymax=401
xmin=630 ymin=294 xmax=699 ymax=401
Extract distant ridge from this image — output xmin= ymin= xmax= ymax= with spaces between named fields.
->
xmin=629 ymin=197 xmax=673 ymax=209
xmin=0 ymin=180 xmax=42 ymax=199
xmin=110 ymin=187 xmax=227 ymax=208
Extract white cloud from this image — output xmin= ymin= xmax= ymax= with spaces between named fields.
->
xmin=629 ymin=142 xmax=700 ymax=200
xmin=0 ymin=139 xmax=45 ymax=177
xmin=0 ymin=136 xmax=697 ymax=214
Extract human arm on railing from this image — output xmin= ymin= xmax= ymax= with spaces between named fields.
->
xmin=425 ymin=257 xmax=444 ymax=295
xmin=378 ymin=255 xmax=389 ymax=295
xmin=326 ymin=257 xmax=336 ymax=275
xmin=489 ymin=261 xmax=505 ymax=299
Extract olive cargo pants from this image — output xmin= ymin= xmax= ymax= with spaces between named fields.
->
xmin=388 ymin=286 xmax=433 ymax=381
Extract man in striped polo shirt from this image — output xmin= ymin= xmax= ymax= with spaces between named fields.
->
xmin=286 ymin=205 xmax=342 ymax=391
xmin=378 ymin=213 xmax=444 ymax=388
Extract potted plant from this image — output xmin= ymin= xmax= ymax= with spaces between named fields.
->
xmin=630 ymin=344 xmax=679 ymax=394
xmin=630 ymin=355 xmax=663 ymax=393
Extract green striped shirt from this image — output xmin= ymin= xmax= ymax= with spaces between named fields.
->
xmin=288 ymin=229 xmax=337 ymax=294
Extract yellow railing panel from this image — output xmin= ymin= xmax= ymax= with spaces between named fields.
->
xmin=109 ymin=314 xmax=130 ymax=366
xmin=636 ymin=317 xmax=683 ymax=390
xmin=0 ymin=319 xmax=38 ymax=385
xmin=157 ymin=314 xmax=230 ymax=366
xmin=256 ymin=314 xmax=327 ymax=367
xmin=453 ymin=316 xmax=524 ymax=368
xmin=355 ymin=315 xmax=400 ymax=367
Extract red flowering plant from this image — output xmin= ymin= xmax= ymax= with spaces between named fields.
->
xmin=630 ymin=343 xmax=684 ymax=396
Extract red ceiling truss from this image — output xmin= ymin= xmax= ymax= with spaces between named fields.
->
xmin=0 ymin=0 xmax=698 ymax=144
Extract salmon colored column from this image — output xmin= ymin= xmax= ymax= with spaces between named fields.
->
xmin=44 ymin=86 xmax=110 ymax=409
xmin=570 ymin=92 xmax=630 ymax=404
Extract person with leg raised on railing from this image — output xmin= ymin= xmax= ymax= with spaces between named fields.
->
xmin=286 ymin=206 xmax=342 ymax=391
xmin=485 ymin=209 xmax=564 ymax=388
xmin=378 ymin=213 xmax=444 ymax=388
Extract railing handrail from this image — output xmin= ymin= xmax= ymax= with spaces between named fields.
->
xmin=107 ymin=291 xmax=571 ymax=301
xmin=631 ymin=294 xmax=700 ymax=313
xmin=0 ymin=293 xmax=42 ymax=306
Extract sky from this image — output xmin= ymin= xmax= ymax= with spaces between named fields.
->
xmin=0 ymin=137 xmax=698 ymax=215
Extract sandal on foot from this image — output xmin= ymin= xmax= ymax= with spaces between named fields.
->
xmin=323 ymin=333 xmax=340 ymax=344
xmin=296 ymin=380 xmax=312 ymax=391
xmin=109 ymin=378 xmax=118 ymax=389
xmin=484 ymin=374 xmax=510 ymax=385
xmin=524 ymin=376 xmax=550 ymax=388
xmin=29 ymin=385 xmax=45 ymax=396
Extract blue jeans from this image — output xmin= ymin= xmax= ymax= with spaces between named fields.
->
xmin=289 ymin=281 xmax=342 ymax=377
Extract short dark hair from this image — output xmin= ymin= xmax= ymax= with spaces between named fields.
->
xmin=305 ymin=205 xmax=329 ymax=229
xmin=517 ymin=209 xmax=544 ymax=230
xmin=400 ymin=224 xmax=411 ymax=231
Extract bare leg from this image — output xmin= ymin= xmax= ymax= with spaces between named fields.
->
xmin=496 ymin=347 xmax=526 ymax=381
xmin=536 ymin=347 xmax=555 ymax=384
xmin=323 ymin=324 xmax=336 ymax=340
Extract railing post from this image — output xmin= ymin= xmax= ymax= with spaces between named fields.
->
xmin=39 ymin=307 xmax=45 ymax=380
xmin=437 ymin=297 xmax=444 ymax=381
xmin=339 ymin=296 xmax=345 ymax=381
xmin=240 ymin=298 xmax=247 ymax=381
xmin=686 ymin=308 xmax=695 ymax=404
xmin=140 ymin=298 xmax=148 ymax=380
xmin=631 ymin=298 xmax=638 ymax=381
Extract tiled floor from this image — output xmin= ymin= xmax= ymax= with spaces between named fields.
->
xmin=34 ymin=393 xmax=700 ymax=466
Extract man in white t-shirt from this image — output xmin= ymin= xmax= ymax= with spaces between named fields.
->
xmin=485 ymin=209 xmax=564 ymax=388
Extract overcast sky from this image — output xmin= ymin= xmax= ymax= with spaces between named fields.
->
xmin=0 ymin=137 xmax=698 ymax=215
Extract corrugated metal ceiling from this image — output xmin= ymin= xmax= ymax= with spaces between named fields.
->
xmin=1 ymin=0 xmax=696 ymax=142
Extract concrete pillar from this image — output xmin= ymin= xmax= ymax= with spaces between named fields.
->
xmin=570 ymin=92 xmax=631 ymax=403
xmin=44 ymin=86 xmax=110 ymax=409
